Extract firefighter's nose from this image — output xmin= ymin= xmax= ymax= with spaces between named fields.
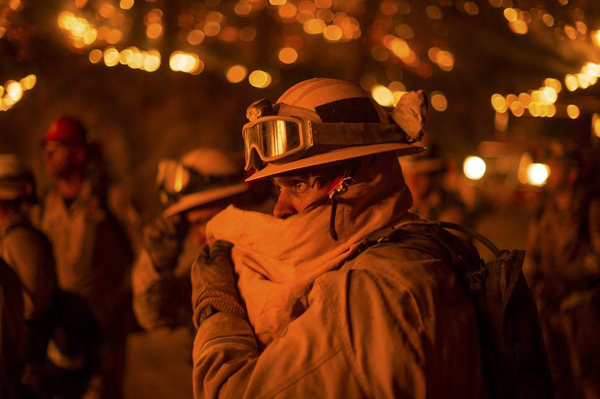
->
xmin=273 ymin=190 xmax=297 ymax=219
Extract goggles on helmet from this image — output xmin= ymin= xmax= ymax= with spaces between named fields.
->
xmin=242 ymin=114 xmax=416 ymax=172
xmin=156 ymin=159 xmax=244 ymax=205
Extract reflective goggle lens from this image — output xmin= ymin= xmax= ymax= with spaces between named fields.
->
xmin=243 ymin=119 xmax=302 ymax=170
xmin=156 ymin=160 xmax=190 ymax=195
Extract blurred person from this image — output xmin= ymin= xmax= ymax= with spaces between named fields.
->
xmin=0 ymin=257 xmax=27 ymax=399
xmin=132 ymin=147 xmax=259 ymax=330
xmin=0 ymin=154 xmax=58 ymax=397
xmin=525 ymin=147 xmax=600 ymax=398
xmin=189 ymin=79 xmax=495 ymax=398
xmin=402 ymin=145 xmax=468 ymax=226
xmin=32 ymin=116 xmax=139 ymax=399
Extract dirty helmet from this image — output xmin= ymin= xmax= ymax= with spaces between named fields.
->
xmin=242 ymin=78 xmax=428 ymax=181
xmin=0 ymin=154 xmax=36 ymax=201
xmin=157 ymin=148 xmax=248 ymax=217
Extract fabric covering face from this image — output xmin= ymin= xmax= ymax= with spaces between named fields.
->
xmin=206 ymin=152 xmax=415 ymax=346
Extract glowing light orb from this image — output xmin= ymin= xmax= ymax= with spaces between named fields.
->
xmin=463 ymin=156 xmax=486 ymax=180
xmin=527 ymin=163 xmax=550 ymax=187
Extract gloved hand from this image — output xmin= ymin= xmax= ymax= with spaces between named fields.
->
xmin=191 ymin=240 xmax=246 ymax=328
xmin=143 ymin=214 xmax=188 ymax=272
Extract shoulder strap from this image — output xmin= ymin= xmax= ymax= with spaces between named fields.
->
xmin=357 ymin=221 xmax=489 ymax=295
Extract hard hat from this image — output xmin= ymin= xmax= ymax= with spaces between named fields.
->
xmin=242 ymin=78 xmax=427 ymax=181
xmin=43 ymin=117 xmax=88 ymax=145
xmin=0 ymin=154 xmax=35 ymax=201
xmin=160 ymin=148 xmax=248 ymax=217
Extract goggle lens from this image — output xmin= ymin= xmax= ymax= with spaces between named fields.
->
xmin=156 ymin=160 xmax=190 ymax=196
xmin=243 ymin=119 xmax=302 ymax=170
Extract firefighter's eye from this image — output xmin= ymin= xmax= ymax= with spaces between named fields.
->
xmin=293 ymin=181 xmax=308 ymax=192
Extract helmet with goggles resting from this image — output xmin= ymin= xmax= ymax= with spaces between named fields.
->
xmin=242 ymin=78 xmax=428 ymax=181
xmin=157 ymin=148 xmax=248 ymax=217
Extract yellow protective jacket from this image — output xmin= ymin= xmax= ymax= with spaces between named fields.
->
xmin=193 ymin=153 xmax=487 ymax=398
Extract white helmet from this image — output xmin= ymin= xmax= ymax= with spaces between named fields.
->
xmin=242 ymin=78 xmax=428 ymax=181
xmin=0 ymin=154 xmax=35 ymax=201
xmin=158 ymin=148 xmax=248 ymax=217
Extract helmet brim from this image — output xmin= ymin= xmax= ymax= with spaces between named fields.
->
xmin=163 ymin=183 xmax=248 ymax=218
xmin=245 ymin=142 xmax=425 ymax=181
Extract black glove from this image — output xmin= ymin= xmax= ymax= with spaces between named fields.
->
xmin=143 ymin=214 xmax=188 ymax=271
xmin=191 ymin=240 xmax=246 ymax=328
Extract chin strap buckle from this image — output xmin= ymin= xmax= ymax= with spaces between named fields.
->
xmin=328 ymin=176 xmax=355 ymax=200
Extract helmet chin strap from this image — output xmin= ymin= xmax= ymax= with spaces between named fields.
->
xmin=301 ymin=159 xmax=362 ymax=241
xmin=327 ymin=175 xmax=355 ymax=241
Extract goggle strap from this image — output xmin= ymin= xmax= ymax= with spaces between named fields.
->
xmin=312 ymin=123 xmax=415 ymax=146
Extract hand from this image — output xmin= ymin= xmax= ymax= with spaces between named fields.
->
xmin=191 ymin=240 xmax=246 ymax=328
xmin=143 ymin=214 xmax=188 ymax=271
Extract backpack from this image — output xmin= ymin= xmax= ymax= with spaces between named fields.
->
xmin=356 ymin=221 xmax=554 ymax=399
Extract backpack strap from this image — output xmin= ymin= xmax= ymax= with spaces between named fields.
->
xmin=356 ymin=221 xmax=488 ymax=295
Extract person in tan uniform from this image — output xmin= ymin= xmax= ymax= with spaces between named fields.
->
xmin=525 ymin=151 xmax=600 ymax=399
xmin=132 ymin=148 xmax=253 ymax=330
xmin=0 ymin=154 xmax=58 ymax=397
xmin=33 ymin=117 xmax=139 ymax=399
xmin=189 ymin=79 xmax=490 ymax=398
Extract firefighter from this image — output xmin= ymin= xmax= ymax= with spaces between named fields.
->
xmin=0 ymin=154 xmax=58 ymax=397
xmin=132 ymin=147 xmax=254 ymax=330
xmin=33 ymin=117 xmax=138 ymax=399
xmin=189 ymin=79 xmax=490 ymax=398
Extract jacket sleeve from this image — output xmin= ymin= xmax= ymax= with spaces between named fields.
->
xmin=131 ymin=250 xmax=187 ymax=330
xmin=2 ymin=228 xmax=57 ymax=321
xmin=192 ymin=278 xmax=367 ymax=399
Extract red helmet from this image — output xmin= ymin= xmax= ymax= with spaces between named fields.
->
xmin=44 ymin=117 xmax=88 ymax=145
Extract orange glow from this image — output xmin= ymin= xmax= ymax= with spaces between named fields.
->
xmin=235 ymin=1 xmax=252 ymax=15
xmin=304 ymin=19 xmax=325 ymax=34
xmin=204 ymin=22 xmax=221 ymax=36
xmin=99 ymin=4 xmax=116 ymax=19
xmin=249 ymin=70 xmax=272 ymax=88
xmin=107 ymin=29 xmax=122 ymax=44
xmin=542 ymin=14 xmax=554 ymax=27
xmin=279 ymin=47 xmax=298 ymax=64
xmin=593 ymin=30 xmax=600 ymax=47
xmin=491 ymin=94 xmax=507 ymax=112
xmin=509 ymin=20 xmax=528 ymax=34
xmin=20 ymin=75 xmax=36 ymax=90
xmin=425 ymin=5 xmax=442 ymax=19
xmin=239 ymin=27 xmax=257 ymax=41
xmin=120 ymin=0 xmax=134 ymax=9
xmin=463 ymin=1 xmax=479 ymax=15
xmin=503 ymin=8 xmax=517 ymax=21
xmin=147 ymin=23 xmax=163 ymax=39
xmin=270 ymin=0 xmax=286 ymax=4
xmin=279 ymin=3 xmax=297 ymax=19
xmin=188 ymin=30 xmax=205 ymax=45
xmin=89 ymin=49 xmax=103 ymax=63
xmin=431 ymin=92 xmax=448 ymax=112
xmin=371 ymin=85 xmax=394 ymax=107
xmin=315 ymin=0 xmax=332 ymax=7
xmin=103 ymin=47 xmax=119 ymax=66
xmin=323 ymin=25 xmax=342 ymax=42
xmin=566 ymin=104 xmax=580 ymax=119
xmin=226 ymin=65 xmax=247 ymax=83
xmin=565 ymin=74 xmax=578 ymax=91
